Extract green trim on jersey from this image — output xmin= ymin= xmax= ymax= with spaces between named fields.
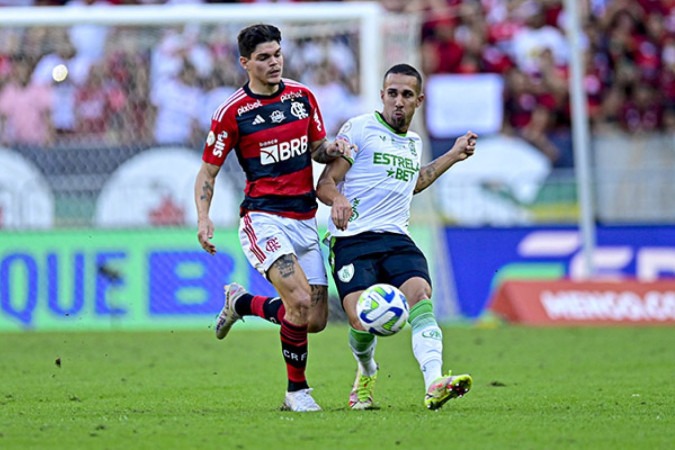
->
xmin=375 ymin=111 xmax=408 ymax=137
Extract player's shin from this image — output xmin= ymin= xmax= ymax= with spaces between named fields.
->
xmin=280 ymin=318 xmax=310 ymax=391
xmin=349 ymin=327 xmax=378 ymax=376
xmin=408 ymin=299 xmax=444 ymax=390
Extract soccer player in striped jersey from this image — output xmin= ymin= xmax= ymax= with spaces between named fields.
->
xmin=316 ymin=63 xmax=477 ymax=410
xmin=194 ymin=24 xmax=351 ymax=412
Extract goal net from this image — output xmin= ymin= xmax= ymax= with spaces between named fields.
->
xmin=0 ymin=4 xmax=466 ymax=330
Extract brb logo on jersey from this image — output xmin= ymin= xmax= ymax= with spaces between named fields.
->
xmin=260 ymin=136 xmax=308 ymax=165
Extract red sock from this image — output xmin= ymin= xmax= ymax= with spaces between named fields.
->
xmin=280 ymin=318 xmax=309 ymax=391
xmin=238 ymin=295 xmax=284 ymax=325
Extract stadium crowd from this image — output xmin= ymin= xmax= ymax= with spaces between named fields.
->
xmin=1 ymin=0 xmax=674 ymax=169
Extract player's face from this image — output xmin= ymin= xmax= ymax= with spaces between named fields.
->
xmin=380 ymin=73 xmax=423 ymax=133
xmin=241 ymin=41 xmax=283 ymax=94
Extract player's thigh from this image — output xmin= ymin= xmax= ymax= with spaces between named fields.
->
xmin=289 ymin=217 xmax=328 ymax=288
xmin=381 ymin=237 xmax=432 ymax=290
xmin=331 ymin=252 xmax=379 ymax=307
xmin=267 ymin=253 xmax=312 ymax=308
xmin=238 ymin=212 xmax=295 ymax=277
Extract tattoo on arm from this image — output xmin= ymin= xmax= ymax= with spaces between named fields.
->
xmin=415 ymin=163 xmax=438 ymax=194
xmin=312 ymin=140 xmax=337 ymax=164
xmin=199 ymin=180 xmax=214 ymax=202
xmin=273 ymin=254 xmax=296 ymax=279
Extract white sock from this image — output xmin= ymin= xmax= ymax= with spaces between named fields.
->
xmin=409 ymin=300 xmax=444 ymax=390
xmin=349 ymin=328 xmax=378 ymax=376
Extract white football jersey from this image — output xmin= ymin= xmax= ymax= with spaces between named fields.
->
xmin=327 ymin=112 xmax=423 ymax=238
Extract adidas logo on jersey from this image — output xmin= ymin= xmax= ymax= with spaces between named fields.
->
xmin=252 ymin=115 xmax=265 ymax=125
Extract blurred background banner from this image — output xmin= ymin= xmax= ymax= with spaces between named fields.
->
xmin=445 ymin=225 xmax=675 ymax=318
xmin=0 ymin=228 xmax=273 ymax=331
xmin=0 ymin=225 xmax=436 ymax=331
xmin=425 ymin=73 xmax=504 ymax=138
xmin=490 ymin=279 xmax=675 ymax=325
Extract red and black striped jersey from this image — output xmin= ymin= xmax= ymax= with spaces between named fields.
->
xmin=202 ymin=79 xmax=327 ymax=219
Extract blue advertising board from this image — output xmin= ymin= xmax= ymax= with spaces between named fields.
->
xmin=444 ymin=225 xmax=675 ymax=318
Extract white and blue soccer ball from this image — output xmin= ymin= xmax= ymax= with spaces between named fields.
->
xmin=356 ymin=283 xmax=409 ymax=336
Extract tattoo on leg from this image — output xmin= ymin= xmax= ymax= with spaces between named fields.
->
xmin=274 ymin=254 xmax=296 ymax=279
xmin=310 ymin=285 xmax=326 ymax=306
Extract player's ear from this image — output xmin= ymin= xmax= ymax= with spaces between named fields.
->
xmin=239 ymin=56 xmax=248 ymax=71
xmin=416 ymin=92 xmax=425 ymax=107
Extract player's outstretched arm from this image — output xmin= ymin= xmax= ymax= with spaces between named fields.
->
xmin=317 ymin=157 xmax=353 ymax=231
xmin=414 ymin=130 xmax=477 ymax=194
xmin=310 ymin=138 xmax=354 ymax=163
xmin=194 ymin=161 xmax=221 ymax=254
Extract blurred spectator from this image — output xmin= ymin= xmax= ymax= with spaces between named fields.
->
xmin=0 ymin=56 xmax=54 ymax=146
xmin=503 ymin=67 xmax=560 ymax=163
xmin=305 ymin=61 xmax=361 ymax=136
xmin=421 ymin=18 xmax=464 ymax=74
xmin=510 ymin=0 xmax=569 ymax=75
xmin=619 ymin=83 xmax=663 ymax=133
xmin=74 ymin=62 xmax=120 ymax=141
xmin=32 ymin=30 xmax=91 ymax=137
xmin=150 ymin=26 xmax=213 ymax=86
xmin=65 ymin=0 xmax=111 ymax=65
xmin=150 ymin=59 xmax=203 ymax=146
xmin=199 ymin=67 xmax=237 ymax=132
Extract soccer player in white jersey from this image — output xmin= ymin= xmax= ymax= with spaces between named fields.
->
xmin=316 ymin=63 xmax=477 ymax=410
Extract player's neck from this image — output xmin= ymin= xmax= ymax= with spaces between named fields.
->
xmin=248 ymin=79 xmax=281 ymax=96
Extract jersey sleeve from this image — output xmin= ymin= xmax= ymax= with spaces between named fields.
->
xmin=306 ymin=88 xmax=328 ymax=143
xmin=336 ymin=116 xmax=363 ymax=165
xmin=201 ymin=111 xmax=237 ymax=166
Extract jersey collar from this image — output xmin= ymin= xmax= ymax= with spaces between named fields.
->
xmin=375 ymin=111 xmax=407 ymax=137
xmin=243 ymin=80 xmax=286 ymax=99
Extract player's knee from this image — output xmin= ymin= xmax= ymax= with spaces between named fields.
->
xmin=308 ymin=317 xmax=327 ymax=333
xmin=402 ymin=285 xmax=432 ymax=307
xmin=348 ymin=316 xmax=363 ymax=330
xmin=284 ymin=289 xmax=313 ymax=318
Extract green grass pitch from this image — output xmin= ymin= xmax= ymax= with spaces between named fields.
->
xmin=1 ymin=324 xmax=673 ymax=449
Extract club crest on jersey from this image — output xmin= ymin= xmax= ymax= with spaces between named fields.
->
xmin=337 ymin=264 xmax=354 ymax=283
xmin=338 ymin=121 xmax=352 ymax=135
xmin=290 ymin=102 xmax=308 ymax=120
xmin=408 ymin=139 xmax=417 ymax=156
xmin=206 ymin=130 xmax=216 ymax=146
xmin=270 ymin=110 xmax=285 ymax=123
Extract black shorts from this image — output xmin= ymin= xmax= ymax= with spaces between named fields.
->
xmin=329 ymin=231 xmax=431 ymax=300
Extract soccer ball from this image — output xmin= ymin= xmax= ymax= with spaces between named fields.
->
xmin=356 ymin=283 xmax=409 ymax=336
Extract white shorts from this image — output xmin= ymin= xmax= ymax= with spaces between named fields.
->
xmin=239 ymin=212 xmax=328 ymax=286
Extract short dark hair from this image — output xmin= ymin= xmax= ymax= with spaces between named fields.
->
xmin=384 ymin=63 xmax=423 ymax=92
xmin=237 ymin=24 xmax=282 ymax=58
